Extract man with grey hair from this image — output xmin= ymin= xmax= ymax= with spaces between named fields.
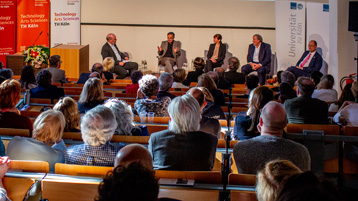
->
xmin=47 ymin=55 xmax=68 ymax=83
xmin=225 ymin=57 xmax=245 ymax=85
xmin=214 ymin=67 xmax=230 ymax=89
xmin=157 ymin=72 xmax=176 ymax=100
xmin=148 ymin=94 xmax=218 ymax=170
xmin=233 ymin=101 xmax=311 ymax=174
xmin=285 ymin=77 xmax=328 ymax=124
xmin=281 ymin=71 xmax=296 ymax=87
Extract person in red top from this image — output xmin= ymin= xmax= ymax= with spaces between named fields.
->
xmin=125 ymin=70 xmax=143 ymax=94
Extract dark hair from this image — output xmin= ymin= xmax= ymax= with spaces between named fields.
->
xmin=131 ymin=70 xmax=143 ymax=84
xmin=167 ymin=32 xmax=175 ymax=37
xmin=228 ymin=57 xmax=240 ymax=71
xmin=246 ymin=74 xmax=259 ymax=90
xmin=277 ymin=171 xmax=342 ymax=201
xmin=0 ymin=69 xmax=13 ymax=80
xmin=36 ymin=69 xmax=52 ymax=86
xmin=281 ymin=71 xmax=296 ymax=87
xmin=335 ymin=83 xmax=354 ymax=108
xmin=91 ymin=63 xmax=104 ymax=74
xmin=96 ymin=162 xmax=159 ymax=201
xmin=193 ymin=57 xmax=205 ymax=70
xmin=0 ymin=61 xmax=3 ymax=69
xmin=297 ymin=77 xmax=315 ymax=97
xmin=20 ymin=65 xmax=36 ymax=89
xmin=310 ymin=40 xmax=317 ymax=46
xmin=279 ymin=82 xmax=297 ymax=104
xmin=254 ymin=34 xmax=263 ymax=42
xmin=310 ymin=71 xmax=323 ymax=87
xmin=214 ymin=34 xmax=222 ymax=41
xmin=277 ymin=71 xmax=283 ymax=84
xmin=49 ymin=55 xmax=61 ymax=67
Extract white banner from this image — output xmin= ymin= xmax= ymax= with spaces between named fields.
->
xmin=307 ymin=2 xmax=330 ymax=74
xmin=50 ymin=0 xmax=81 ymax=47
xmin=275 ymin=1 xmax=306 ymax=71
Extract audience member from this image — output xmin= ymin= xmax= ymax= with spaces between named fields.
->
xmin=30 ymin=69 xmax=65 ymax=100
xmin=149 ymin=94 xmax=218 ymax=170
xmin=333 ymin=80 xmax=358 ymax=126
xmin=198 ymin=87 xmax=226 ymax=119
xmin=77 ymin=78 xmax=105 ymax=114
xmin=236 ymin=74 xmax=259 ymax=99
xmin=135 ymin=74 xmax=171 ymax=117
xmin=0 ymin=61 xmax=3 ymax=69
xmin=285 ymin=77 xmax=328 ymax=124
xmin=96 ymin=162 xmax=158 ymax=201
xmin=172 ymin=69 xmax=188 ymax=88
xmin=281 ymin=71 xmax=296 ymax=87
xmin=329 ymin=83 xmax=354 ymax=112
xmin=7 ymin=110 xmax=66 ymax=172
xmin=114 ymin=144 xmax=152 ymax=169
xmin=0 ymin=156 xmax=10 ymax=200
xmin=270 ymin=70 xmax=283 ymax=92
xmin=310 ymin=71 xmax=323 ymax=88
xmin=125 ymin=70 xmax=143 ymax=94
xmin=0 ymin=69 xmax=13 ymax=80
xmin=233 ymin=101 xmax=311 ymax=174
xmin=77 ymin=63 xmax=113 ymax=84
xmin=47 ymin=55 xmax=67 ymax=83
xmin=197 ymin=73 xmax=225 ymax=106
xmin=102 ymin=57 xmax=116 ymax=81
xmin=215 ymin=67 xmax=231 ymax=89
xmin=0 ymin=79 xmax=33 ymax=137
xmin=224 ymin=56 xmax=245 ymax=85
xmin=182 ymin=57 xmax=204 ymax=86
xmin=157 ymin=72 xmax=176 ymax=100
xmin=276 ymin=171 xmax=342 ymax=201
xmin=66 ymin=105 xmax=122 ymax=166
xmin=187 ymin=87 xmax=221 ymax=137
xmin=256 ymin=160 xmax=302 ymax=201
xmin=233 ymin=86 xmax=273 ymax=140
xmin=312 ymin=74 xmax=338 ymax=103
xmin=53 ymin=97 xmax=81 ymax=132
xmin=278 ymin=82 xmax=297 ymax=104
xmin=19 ymin=65 xmax=37 ymax=89
xmin=104 ymin=98 xmax=148 ymax=136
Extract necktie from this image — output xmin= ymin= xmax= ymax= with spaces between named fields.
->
xmin=300 ymin=53 xmax=311 ymax=67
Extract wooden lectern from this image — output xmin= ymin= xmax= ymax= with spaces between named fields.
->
xmin=51 ymin=45 xmax=89 ymax=79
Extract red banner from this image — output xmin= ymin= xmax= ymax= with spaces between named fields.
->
xmin=0 ymin=0 xmax=16 ymax=66
xmin=16 ymin=0 xmax=49 ymax=52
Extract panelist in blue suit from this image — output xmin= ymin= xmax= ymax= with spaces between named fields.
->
xmin=241 ymin=34 xmax=272 ymax=86
xmin=287 ymin=40 xmax=323 ymax=79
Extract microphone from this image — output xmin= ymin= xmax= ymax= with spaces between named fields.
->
xmin=33 ymin=31 xmax=43 ymax=46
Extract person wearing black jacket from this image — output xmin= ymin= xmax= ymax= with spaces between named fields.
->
xmin=204 ymin=34 xmax=226 ymax=72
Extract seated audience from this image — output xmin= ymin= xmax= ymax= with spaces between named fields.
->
xmin=66 ymin=105 xmax=122 ymax=166
xmin=310 ymin=70 xmax=323 ymax=88
xmin=0 ymin=61 xmax=3 ymax=69
xmin=312 ymin=74 xmax=338 ymax=103
xmin=236 ymin=74 xmax=259 ymax=99
xmin=278 ymin=82 xmax=297 ymax=104
xmin=270 ymin=70 xmax=283 ymax=92
xmin=233 ymin=101 xmax=311 ymax=174
xmin=0 ymin=79 xmax=33 ymax=137
xmin=114 ymin=144 xmax=153 ymax=169
xmin=7 ymin=110 xmax=66 ymax=172
xmin=285 ymin=77 xmax=328 ymax=124
xmin=53 ymin=97 xmax=81 ymax=132
xmin=135 ymin=74 xmax=171 ymax=117
xmin=0 ymin=69 xmax=13 ymax=80
xmin=198 ymin=87 xmax=226 ymax=119
xmin=233 ymin=86 xmax=273 ymax=140
xmin=256 ymin=160 xmax=302 ymax=201
xmin=125 ymin=70 xmax=143 ymax=94
xmin=30 ymin=69 xmax=65 ymax=100
xmin=276 ymin=171 xmax=342 ymax=201
xmin=333 ymin=80 xmax=358 ymax=126
xmin=19 ymin=65 xmax=37 ymax=89
xmin=214 ymin=67 xmax=231 ymax=89
xmin=281 ymin=71 xmax=296 ymax=87
xmin=187 ymin=87 xmax=221 ymax=137
xmin=47 ymin=55 xmax=67 ymax=83
xmin=104 ymin=98 xmax=148 ymax=136
xmin=96 ymin=162 xmax=158 ymax=201
xmin=182 ymin=57 xmax=205 ymax=86
xmin=102 ymin=57 xmax=116 ymax=81
xmin=224 ymin=57 xmax=245 ymax=85
xmin=149 ymin=94 xmax=218 ymax=170
xmin=0 ymin=157 xmax=10 ymax=200
xmin=171 ymin=69 xmax=188 ymax=88
xmin=197 ymin=73 xmax=225 ymax=106
xmin=157 ymin=72 xmax=176 ymax=100
xmin=78 ymin=63 xmax=113 ymax=84
xmin=329 ymin=83 xmax=354 ymax=112
xmin=77 ymin=78 xmax=105 ymax=114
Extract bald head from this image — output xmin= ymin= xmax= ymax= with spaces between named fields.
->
xmin=187 ymin=87 xmax=205 ymax=108
xmin=259 ymin=101 xmax=287 ymax=136
xmin=215 ymin=67 xmax=225 ymax=78
xmin=106 ymin=33 xmax=117 ymax=45
xmin=114 ymin=144 xmax=153 ymax=169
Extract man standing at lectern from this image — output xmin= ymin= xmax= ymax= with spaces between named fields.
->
xmin=287 ymin=40 xmax=323 ymax=79
xmin=157 ymin=32 xmax=181 ymax=74
xmin=101 ymin=33 xmax=138 ymax=79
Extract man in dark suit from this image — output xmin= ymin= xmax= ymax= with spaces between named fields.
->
xmin=284 ymin=77 xmax=328 ymax=124
xmin=47 ymin=55 xmax=67 ymax=83
xmin=241 ymin=34 xmax=272 ymax=86
xmin=157 ymin=32 xmax=181 ymax=74
xmin=287 ymin=40 xmax=323 ymax=79
xmin=101 ymin=33 xmax=138 ymax=79
xmin=205 ymin=34 xmax=226 ymax=72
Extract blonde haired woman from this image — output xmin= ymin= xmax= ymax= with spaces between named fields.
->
xmin=53 ymin=97 xmax=81 ymax=132
xmin=77 ymin=78 xmax=105 ymax=114
xmin=7 ymin=110 xmax=66 ymax=172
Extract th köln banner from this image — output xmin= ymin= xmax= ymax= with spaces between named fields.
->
xmin=16 ymin=0 xmax=50 ymax=52
xmin=275 ymin=1 xmax=306 ymax=71
xmin=50 ymin=0 xmax=81 ymax=47
xmin=0 ymin=0 xmax=16 ymax=66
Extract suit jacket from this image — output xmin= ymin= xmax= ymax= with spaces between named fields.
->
xmin=158 ymin=40 xmax=181 ymax=62
xmin=284 ymin=96 xmax=329 ymax=124
xmin=225 ymin=71 xmax=245 ymax=84
xmin=148 ymin=130 xmax=218 ymax=170
xmin=247 ymin=42 xmax=272 ymax=73
xmin=182 ymin=69 xmax=203 ymax=86
xmin=30 ymin=85 xmax=65 ymax=100
xmin=295 ymin=51 xmax=323 ymax=73
xmin=47 ymin=67 xmax=67 ymax=83
xmin=101 ymin=42 xmax=126 ymax=65
xmin=207 ymin=42 xmax=226 ymax=65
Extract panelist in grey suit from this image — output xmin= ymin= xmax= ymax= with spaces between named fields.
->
xmin=157 ymin=32 xmax=181 ymax=74
xmin=47 ymin=55 xmax=67 ymax=83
